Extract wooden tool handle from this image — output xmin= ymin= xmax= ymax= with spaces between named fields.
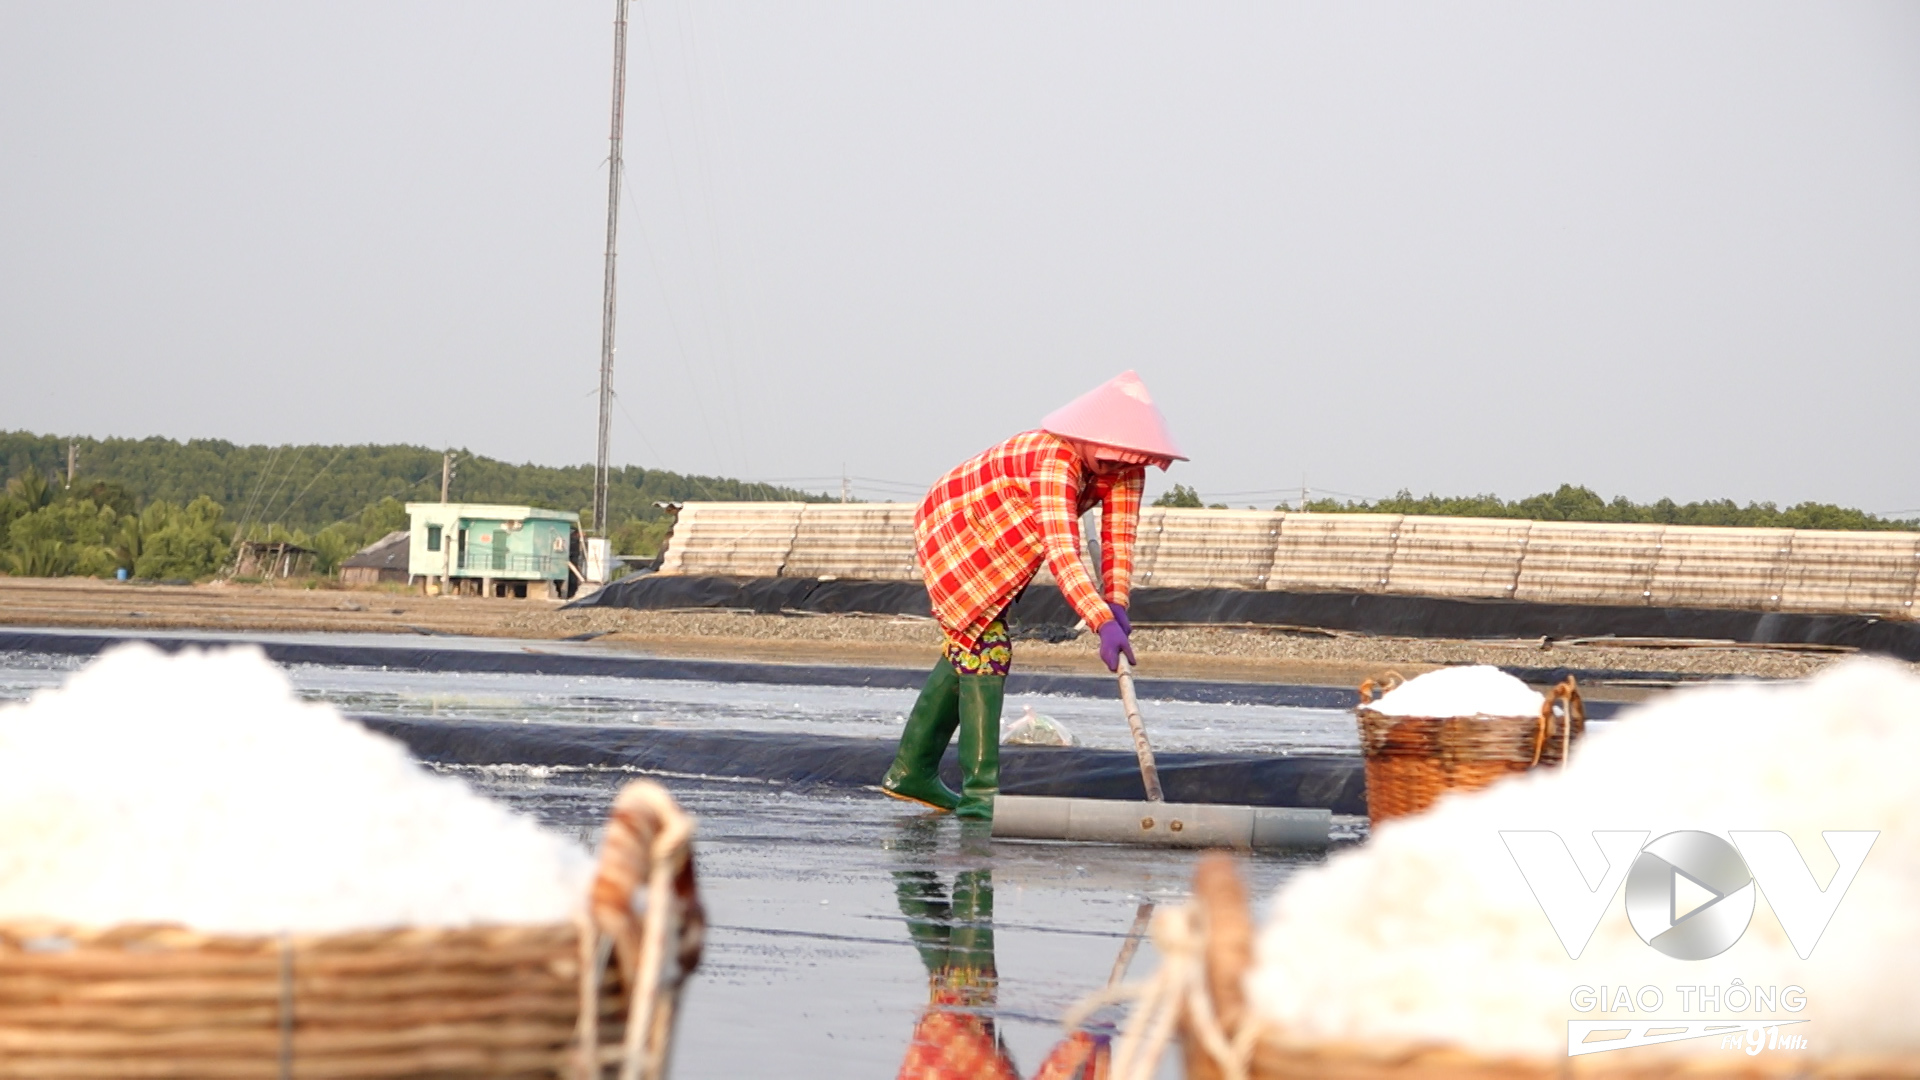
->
xmin=1106 ymin=900 xmax=1156 ymax=987
xmin=1116 ymin=656 xmax=1165 ymax=802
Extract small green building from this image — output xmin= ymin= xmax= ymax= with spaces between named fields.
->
xmin=404 ymin=503 xmax=582 ymax=598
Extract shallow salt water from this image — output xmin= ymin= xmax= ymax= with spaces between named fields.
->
xmin=0 ymin=651 xmax=1362 ymax=756
xmin=445 ymin=765 xmax=1322 ymax=1077
xmin=285 ymin=664 xmax=1364 ymax=756
xmin=0 ymin=648 xmax=1351 ymax=1076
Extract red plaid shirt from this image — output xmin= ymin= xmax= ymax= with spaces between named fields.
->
xmin=915 ymin=431 xmax=1144 ymax=650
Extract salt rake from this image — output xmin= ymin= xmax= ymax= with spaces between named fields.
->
xmin=992 ymin=657 xmax=1330 ymax=849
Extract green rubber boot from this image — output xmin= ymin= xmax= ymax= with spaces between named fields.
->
xmin=891 ymin=870 xmax=952 ymax=974
xmin=954 ymin=674 xmax=1006 ymax=821
xmin=880 ymin=660 xmax=962 ymax=811
xmin=946 ymin=868 xmax=996 ymax=979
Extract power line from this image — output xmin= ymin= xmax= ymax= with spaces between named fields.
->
xmin=252 ymin=444 xmax=311 ymax=536
xmin=622 ymin=162 xmax=727 ymax=472
xmin=1183 ymin=485 xmax=1386 ymax=503
xmin=307 ymin=467 xmax=443 ymax=537
xmin=632 ymin=0 xmax=747 ymax=477
xmin=848 ymin=475 xmax=927 ymax=486
xmin=667 ymin=0 xmax=752 ymax=478
xmin=612 ymin=388 xmax=723 ymax=504
xmin=270 ymin=445 xmax=350 ymax=531
xmin=230 ymin=444 xmax=283 ymax=543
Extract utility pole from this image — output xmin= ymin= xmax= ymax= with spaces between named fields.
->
xmin=66 ymin=443 xmax=76 ymax=488
xmin=593 ymin=0 xmax=631 ymax=538
xmin=1300 ymin=475 xmax=1308 ymax=513
xmin=840 ymin=466 xmax=850 ymax=504
xmin=441 ymin=451 xmax=453 ymax=503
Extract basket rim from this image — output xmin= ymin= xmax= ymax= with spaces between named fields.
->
xmin=0 ymin=914 xmax=588 ymax=951
xmin=1356 ymin=706 xmax=1548 ymax=722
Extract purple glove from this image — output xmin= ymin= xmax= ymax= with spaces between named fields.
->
xmin=1098 ymin=619 xmax=1135 ymax=673
xmin=1108 ymin=602 xmax=1131 ymax=635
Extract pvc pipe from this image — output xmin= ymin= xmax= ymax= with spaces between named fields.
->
xmin=991 ymin=795 xmax=1329 ymax=850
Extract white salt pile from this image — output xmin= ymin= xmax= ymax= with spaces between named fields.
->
xmin=1366 ymin=665 xmax=1544 ymax=718
xmin=1250 ymin=659 xmax=1920 ymax=1056
xmin=0 ymin=644 xmax=593 ymax=934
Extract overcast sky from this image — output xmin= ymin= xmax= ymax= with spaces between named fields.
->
xmin=2 ymin=3 xmax=1915 ymax=511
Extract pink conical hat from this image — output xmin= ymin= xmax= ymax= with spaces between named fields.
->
xmin=1040 ymin=370 xmax=1187 ymax=461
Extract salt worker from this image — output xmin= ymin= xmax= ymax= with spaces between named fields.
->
xmin=880 ymin=370 xmax=1184 ymax=820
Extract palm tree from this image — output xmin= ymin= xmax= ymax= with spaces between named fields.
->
xmin=110 ymin=513 xmax=148 ymax=575
xmin=5 ymin=469 xmax=54 ymax=512
xmin=3 ymin=539 xmax=73 ymax=577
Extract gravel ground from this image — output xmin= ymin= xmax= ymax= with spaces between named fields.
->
xmin=501 ymin=606 xmax=945 ymax=645
xmin=1120 ymin=625 xmax=1842 ymax=679
xmin=499 ymin=607 xmax=1860 ymax=682
xmin=3 ymin=577 xmax=1887 ymax=685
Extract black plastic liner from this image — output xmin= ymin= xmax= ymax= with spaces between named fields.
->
xmin=575 ymin=574 xmax=1920 ymax=662
xmin=0 ymin=629 xmax=1631 ymax=716
xmin=0 ymin=629 xmax=1350 ymax=707
xmin=355 ymin=715 xmax=1371 ymax=815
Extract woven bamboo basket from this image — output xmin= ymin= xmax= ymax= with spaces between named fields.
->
xmin=1154 ymin=857 xmax=1920 ymax=1080
xmin=0 ymin=781 xmax=702 ymax=1080
xmin=1357 ymin=673 xmax=1586 ymax=827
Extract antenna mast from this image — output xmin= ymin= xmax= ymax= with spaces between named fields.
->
xmin=594 ymin=0 xmax=631 ymax=537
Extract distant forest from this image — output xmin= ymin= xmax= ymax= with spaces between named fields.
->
xmin=1152 ymin=482 xmax=1918 ymax=531
xmin=5 ymin=430 xmax=1913 ymax=583
xmin=0 ymin=431 xmax=820 ymax=578
xmin=0 ymin=433 xmax=815 ymax=533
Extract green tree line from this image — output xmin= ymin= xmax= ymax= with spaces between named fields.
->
xmin=1 ymin=432 xmax=822 ymax=580
xmin=1 ymin=467 xmax=234 ymax=579
xmin=1152 ymin=481 xmax=1916 ymax=531
xmin=11 ymin=430 xmax=1909 ymax=582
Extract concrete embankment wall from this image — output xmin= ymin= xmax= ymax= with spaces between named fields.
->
xmin=658 ymin=503 xmax=1920 ymax=620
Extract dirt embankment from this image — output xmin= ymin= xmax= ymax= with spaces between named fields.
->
xmin=2 ymin=577 xmax=1882 ymax=700
xmin=0 ymin=577 xmax=511 ymax=637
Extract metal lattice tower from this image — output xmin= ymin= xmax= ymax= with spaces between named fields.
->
xmin=594 ymin=0 xmax=631 ymax=537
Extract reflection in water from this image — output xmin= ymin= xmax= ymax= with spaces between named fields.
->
xmin=890 ymin=819 xmax=1115 ymax=1080
xmin=1105 ymin=901 xmax=1155 ymax=988
xmin=279 ymin=661 xmax=1363 ymax=756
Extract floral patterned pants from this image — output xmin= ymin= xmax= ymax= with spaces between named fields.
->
xmin=942 ymin=613 xmax=1012 ymax=677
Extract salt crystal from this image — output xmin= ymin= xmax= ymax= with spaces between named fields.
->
xmin=1249 ymin=659 xmax=1920 ymax=1056
xmin=0 ymin=644 xmax=592 ymax=934
xmin=1366 ymin=664 xmax=1544 ymax=718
